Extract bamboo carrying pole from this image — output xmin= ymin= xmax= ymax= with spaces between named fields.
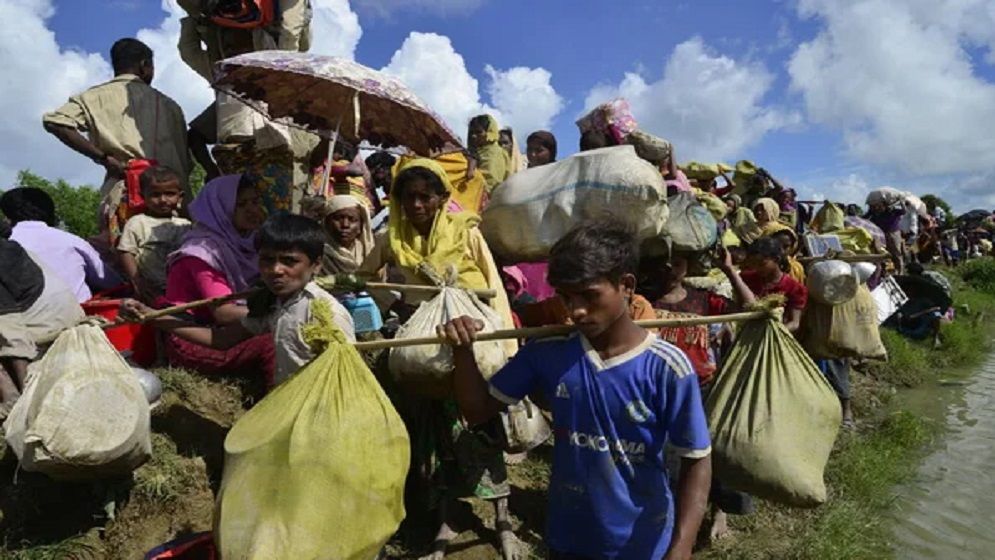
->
xmin=107 ymin=284 xmax=496 ymax=329
xmin=351 ymin=310 xmax=771 ymax=351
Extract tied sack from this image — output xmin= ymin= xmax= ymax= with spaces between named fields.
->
xmin=705 ymin=311 xmax=841 ymax=507
xmin=480 ymin=145 xmax=668 ymax=262
xmin=390 ymin=285 xmax=508 ymax=399
xmin=4 ymin=323 xmax=151 ymax=479
xmin=215 ymin=300 xmax=410 ymax=560
xmin=801 ymin=285 xmax=888 ymax=361
xmin=665 ymin=191 xmax=718 ymax=252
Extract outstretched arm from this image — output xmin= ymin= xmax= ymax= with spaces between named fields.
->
xmin=717 ymin=245 xmax=756 ymax=306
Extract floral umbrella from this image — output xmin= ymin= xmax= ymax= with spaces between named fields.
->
xmin=212 ymin=51 xmax=463 ymax=155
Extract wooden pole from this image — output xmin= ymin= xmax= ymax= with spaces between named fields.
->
xmin=102 ymin=289 xmax=259 ymax=329
xmin=352 ymin=310 xmax=771 ymax=351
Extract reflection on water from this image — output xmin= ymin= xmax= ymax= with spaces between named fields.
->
xmin=892 ymin=355 xmax=995 ymax=558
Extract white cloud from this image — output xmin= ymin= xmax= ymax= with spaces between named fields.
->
xmin=788 ymin=0 xmax=995 ymax=176
xmin=583 ymin=37 xmax=797 ymax=163
xmin=381 ymin=32 xmax=494 ymax=140
xmin=353 ymin=0 xmax=485 ymax=18
xmin=484 ymin=65 xmax=563 ymax=141
xmin=0 ymin=0 xmax=111 ymax=188
xmin=381 ymin=32 xmax=563 ymax=144
xmin=136 ymin=0 xmax=363 ymax=129
xmin=304 ymin=0 xmax=363 ymax=60
xmin=0 ymin=0 xmax=363 ymax=189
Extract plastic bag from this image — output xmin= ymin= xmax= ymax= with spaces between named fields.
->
xmin=694 ymin=188 xmax=729 ymax=221
xmin=390 ymin=286 xmax=508 ymax=399
xmin=4 ymin=323 xmax=151 ymax=479
xmin=664 ymin=191 xmax=718 ymax=252
xmin=215 ymin=300 xmax=410 ymax=560
xmin=811 ymin=202 xmax=845 ymax=233
xmin=705 ymin=312 xmax=841 ymax=507
xmin=801 ymin=285 xmax=888 ymax=360
xmin=480 ymin=145 xmax=668 ymax=262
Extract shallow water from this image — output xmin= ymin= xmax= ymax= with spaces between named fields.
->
xmin=891 ymin=354 xmax=995 ymax=558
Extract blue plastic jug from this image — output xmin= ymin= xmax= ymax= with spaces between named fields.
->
xmin=342 ymin=292 xmax=383 ymax=334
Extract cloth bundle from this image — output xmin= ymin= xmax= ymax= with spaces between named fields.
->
xmin=215 ymin=300 xmax=410 ymax=560
xmin=4 ymin=323 xmax=151 ymax=479
xmin=706 ymin=309 xmax=842 ymax=507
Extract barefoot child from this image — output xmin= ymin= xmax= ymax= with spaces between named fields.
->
xmin=121 ymin=214 xmax=355 ymax=387
xmin=440 ymin=220 xmax=712 ymax=560
xmin=117 ymin=166 xmax=192 ymax=302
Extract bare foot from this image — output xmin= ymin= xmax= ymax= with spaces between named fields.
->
xmin=498 ymin=527 xmax=523 ymax=560
xmin=709 ymin=510 xmax=731 ymax=542
xmin=418 ymin=523 xmax=457 ymax=560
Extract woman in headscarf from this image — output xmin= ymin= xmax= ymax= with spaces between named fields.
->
xmin=160 ymin=174 xmax=274 ymax=384
xmin=498 ymin=127 xmax=526 ymax=174
xmin=319 ymin=194 xmax=374 ymax=275
xmin=525 ymin=130 xmax=557 ymax=168
xmin=753 ymin=197 xmax=805 ymax=284
xmin=358 ymin=158 xmax=517 ymax=560
xmin=467 ymin=114 xmax=511 ymax=193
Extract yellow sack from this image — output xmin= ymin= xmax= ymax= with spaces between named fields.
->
xmin=835 ymin=227 xmax=876 ymax=254
xmin=811 ymin=202 xmax=845 ymax=233
xmin=682 ymin=161 xmax=733 ymax=181
xmin=801 ymin=285 xmax=887 ymax=361
xmin=693 ymin=188 xmax=729 ymax=220
xmin=706 ymin=310 xmax=841 ymax=507
xmin=215 ymin=300 xmax=410 ymax=560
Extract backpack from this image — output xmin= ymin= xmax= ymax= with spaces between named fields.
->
xmin=204 ymin=0 xmax=276 ymax=29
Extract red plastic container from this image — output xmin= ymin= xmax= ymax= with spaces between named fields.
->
xmin=81 ymin=297 xmax=157 ymax=367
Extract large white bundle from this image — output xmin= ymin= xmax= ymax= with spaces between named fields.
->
xmin=481 ymin=145 xmax=668 ymax=262
xmin=389 ymin=287 xmax=508 ymax=399
xmin=865 ymin=187 xmax=904 ymax=208
xmin=4 ymin=323 xmax=151 ymax=480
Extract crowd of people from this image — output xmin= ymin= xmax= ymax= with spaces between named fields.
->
xmin=2 ymin=10 xmax=994 ymax=559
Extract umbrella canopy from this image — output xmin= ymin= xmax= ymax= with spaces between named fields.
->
xmin=958 ymin=209 xmax=992 ymax=223
xmin=844 ymin=216 xmax=886 ymax=248
xmin=213 ymin=51 xmax=463 ymax=155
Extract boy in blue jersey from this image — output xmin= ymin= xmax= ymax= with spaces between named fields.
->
xmin=439 ymin=220 xmax=712 ymax=560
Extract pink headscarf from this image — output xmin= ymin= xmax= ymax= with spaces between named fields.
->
xmin=169 ymin=175 xmax=259 ymax=292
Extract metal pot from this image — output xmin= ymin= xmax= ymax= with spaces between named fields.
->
xmin=807 ymin=260 xmax=858 ymax=305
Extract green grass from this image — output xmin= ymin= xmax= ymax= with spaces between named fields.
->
xmin=702 ymin=260 xmax=995 ymax=559
xmin=131 ymin=434 xmax=202 ymax=505
xmin=1 ymin=533 xmax=103 ymax=560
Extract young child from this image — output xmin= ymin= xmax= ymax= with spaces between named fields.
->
xmin=739 ymin=237 xmax=808 ymax=333
xmin=121 ymin=214 xmax=355 ymax=387
xmin=440 ymin=220 xmax=712 ymax=560
xmin=117 ymin=166 xmax=192 ymax=302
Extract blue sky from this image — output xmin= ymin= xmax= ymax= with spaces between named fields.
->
xmin=5 ymin=0 xmax=995 ymax=212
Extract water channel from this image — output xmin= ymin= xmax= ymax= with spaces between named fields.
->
xmin=891 ymin=354 xmax=995 ymax=558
